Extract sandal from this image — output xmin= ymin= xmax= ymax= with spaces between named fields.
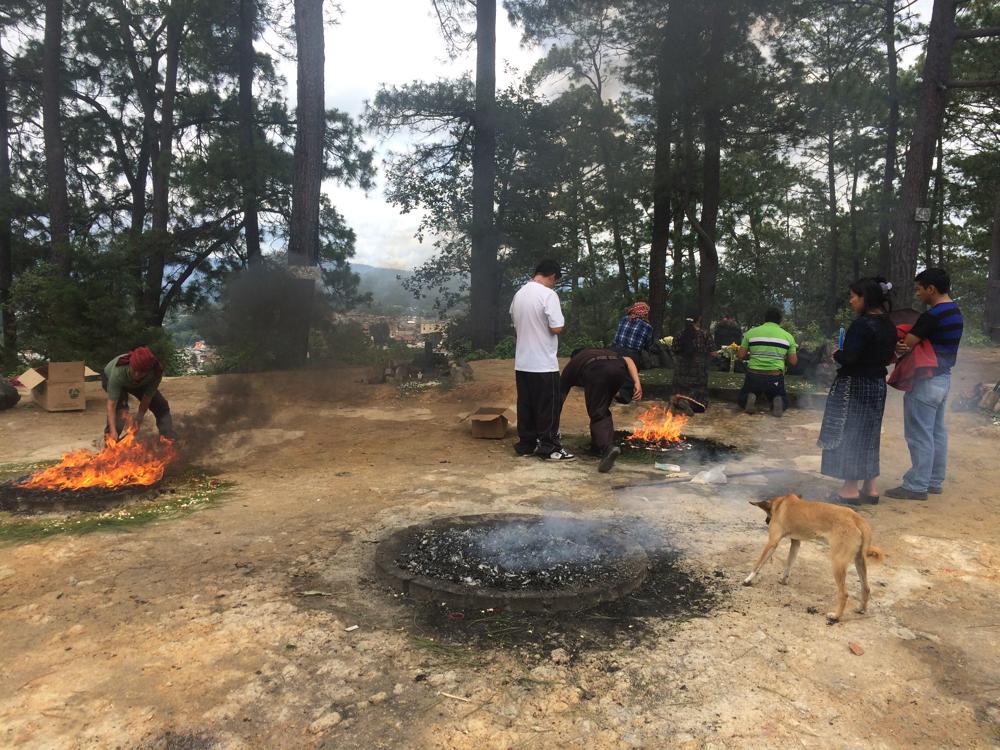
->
xmin=860 ymin=494 xmax=879 ymax=504
xmin=827 ymin=491 xmax=861 ymax=505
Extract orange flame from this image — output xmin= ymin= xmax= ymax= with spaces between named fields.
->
xmin=627 ymin=405 xmax=688 ymax=445
xmin=18 ymin=427 xmax=179 ymax=492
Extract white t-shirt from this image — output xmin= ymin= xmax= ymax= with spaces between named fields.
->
xmin=510 ymin=280 xmax=564 ymax=372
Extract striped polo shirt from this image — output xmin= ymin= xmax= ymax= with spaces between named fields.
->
xmin=911 ymin=301 xmax=963 ymax=370
xmin=740 ymin=322 xmax=797 ymax=373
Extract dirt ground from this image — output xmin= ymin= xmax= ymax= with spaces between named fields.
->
xmin=1 ymin=351 xmax=999 ymax=749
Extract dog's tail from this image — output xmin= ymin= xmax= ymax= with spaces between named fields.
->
xmin=859 ymin=519 xmax=885 ymax=562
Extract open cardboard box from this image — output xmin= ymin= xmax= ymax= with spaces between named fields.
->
xmin=18 ymin=362 xmax=100 ymax=412
xmin=467 ymin=406 xmax=515 ymax=439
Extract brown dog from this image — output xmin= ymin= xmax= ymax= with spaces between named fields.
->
xmin=743 ymin=494 xmax=884 ymax=622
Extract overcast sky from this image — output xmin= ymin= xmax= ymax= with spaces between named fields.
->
xmin=301 ymin=3 xmax=540 ymax=270
xmin=295 ymin=0 xmax=934 ymax=271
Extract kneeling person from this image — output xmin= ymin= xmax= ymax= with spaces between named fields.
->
xmin=560 ymin=349 xmax=642 ymax=472
xmin=738 ymin=308 xmax=797 ymax=417
xmin=103 ymin=346 xmax=174 ymax=440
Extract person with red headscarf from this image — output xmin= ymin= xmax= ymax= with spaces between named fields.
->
xmin=611 ymin=302 xmax=654 ymax=362
xmin=102 ymin=346 xmax=174 ymax=440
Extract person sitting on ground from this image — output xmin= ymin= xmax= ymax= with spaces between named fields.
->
xmin=817 ymin=278 xmax=897 ymax=504
xmin=671 ymin=312 xmax=714 ymax=412
xmin=737 ymin=307 xmax=798 ymax=417
xmin=611 ymin=302 xmax=654 ymax=364
xmin=560 ymin=348 xmax=642 ymax=473
xmin=103 ymin=346 xmax=175 ymax=440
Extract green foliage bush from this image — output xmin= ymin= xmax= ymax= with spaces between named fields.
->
xmin=9 ymin=256 xmax=183 ymax=375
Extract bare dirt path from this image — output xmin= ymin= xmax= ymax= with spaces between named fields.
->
xmin=1 ymin=352 xmax=998 ymax=749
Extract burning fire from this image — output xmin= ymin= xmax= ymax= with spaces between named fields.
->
xmin=18 ymin=428 xmax=179 ymax=492
xmin=628 ymin=405 xmax=688 ymax=445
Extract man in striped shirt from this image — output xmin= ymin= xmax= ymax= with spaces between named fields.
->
xmin=887 ymin=268 xmax=964 ymax=501
xmin=737 ymin=308 xmax=798 ymax=417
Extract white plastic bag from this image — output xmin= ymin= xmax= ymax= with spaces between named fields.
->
xmin=691 ymin=465 xmax=727 ymax=484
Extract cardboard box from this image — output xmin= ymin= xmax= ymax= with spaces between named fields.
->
xmin=468 ymin=406 xmax=514 ymax=439
xmin=18 ymin=362 xmax=99 ymax=412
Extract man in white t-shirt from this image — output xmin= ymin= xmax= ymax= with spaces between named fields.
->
xmin=509 ymin=260 xmax=575 ymax=460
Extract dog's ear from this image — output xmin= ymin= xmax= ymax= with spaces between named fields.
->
xmin=749 ymin=499 xmax=772 ymax=511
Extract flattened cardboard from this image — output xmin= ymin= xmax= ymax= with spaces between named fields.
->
xmin=468 ymin=406 xmax=514 ymax=439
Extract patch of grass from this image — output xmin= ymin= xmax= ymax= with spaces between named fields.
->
xmin=0 ymin=468 xmax=235 ymax=545
xmin=0 ymin=460 xmax=57 ymax=483
xmin=639 ymin=368 xmax=824 ymax=394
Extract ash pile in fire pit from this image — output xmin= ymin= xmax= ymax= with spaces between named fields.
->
xmin=377 ymin=514 xmax=649 ymax=613
xmin=396 ymin=547 xmax=721 ymax=656
xmin=396 ymin=520 xmax=612 ymax=591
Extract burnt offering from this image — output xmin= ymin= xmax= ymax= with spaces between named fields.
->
xmin=614 ymin=430 xmax=739 ymax=464
xmin=376 ymin=514 xmax=649 ymax=613
xmin=0 ymin=478 xmax=165 ymax=514
xmin=0 ymin=428 xmax=180 ymax=515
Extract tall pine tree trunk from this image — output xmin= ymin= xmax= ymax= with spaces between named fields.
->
xmin=825 ymin=118 xmax=841 ymax=331
xmin=669 ymin=202 xmax=685 ymax=332
xmin=889 ymin=0 xmax=956 ymax=305
xmin=239 ymin=0 xmax=262 ymax=267
xmin=289 ymin=0 xmax=325 ymax=265
xmin=849 ymin=134 xmax=861 ymax=280
xmin=877 ymin=0 xmax=899 ymax=274
xmin=985 ymin=185 xmax=1000 ymax=342
xmin=288 ymin=0 xmax=325 ymax=364
xmin=43 ymin=0 xmax=71 ymax=275
xmin=924 ymin=133 xmax=944 ymax=268
xmin=0 ymin=37 xmax=15 ymax=357
xmin=648 ymin=27 xmax=675 ymax=338
xmin=144 ymin=4 xmax=185 ymax=326
xmin=595 ymin=108 xmax=632 ymax=303
xmin=697 ymin=1 xmax=728 ymax=327
xmin=470 ymin=0 xmax=499 ymax=349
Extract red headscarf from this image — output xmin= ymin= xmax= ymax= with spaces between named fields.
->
xmin=117 ymin=346 xmax=163 ymax=376
xmin=627 ymin=302 xmax=650 ymax=321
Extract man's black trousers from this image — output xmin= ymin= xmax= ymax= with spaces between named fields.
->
xmin=515 ymin=370 xmax=562 ymax=455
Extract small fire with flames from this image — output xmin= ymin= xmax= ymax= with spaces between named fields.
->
xmin=18 ymin=427 xmax=179 ymax=492
xmin=627 ymin=405 xmax=689 ymax=446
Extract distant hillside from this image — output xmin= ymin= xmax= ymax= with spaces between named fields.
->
xmin=351 ymin=263 xmax=463 ymax=315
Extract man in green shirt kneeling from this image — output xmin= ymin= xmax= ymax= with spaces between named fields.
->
xmin=102 ymin=346 xmax=175 ymax=440
xmin=737 ymin=308 xmax=798 ymax=417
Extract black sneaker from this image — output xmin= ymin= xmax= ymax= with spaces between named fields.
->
xmin=885 ymin=485 xmax=928 ymax=501
xmin=928 ymin=486 xmax=942 ymax=494
xmin=539 ymin=448 xmax=576 ymax=461
xmin=598 ymin=446 xmax=621 ymax=473
xmin=744 ymin=393 xmax=757 ymax=415
xmin=771 ymin=397 xmax=784 ymax=418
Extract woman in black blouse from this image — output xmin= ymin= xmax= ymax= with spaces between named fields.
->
xmin=818 ymin=278 xmax=898 ymax=503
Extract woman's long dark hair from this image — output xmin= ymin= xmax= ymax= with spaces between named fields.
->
xmin=849 ymin=277 xmax=893 ymax=315
xmin=674 ymin=312 xmax=701 ymax=353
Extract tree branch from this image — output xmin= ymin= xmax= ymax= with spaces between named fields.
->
xmin=946 ymin=79 xmax=1000 ymax=89
xmin=954 ymin=26 xmax=1000 ymax=39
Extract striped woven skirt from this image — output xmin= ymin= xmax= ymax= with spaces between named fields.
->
xmin=819 ymin=375 xmax=887 ymax=481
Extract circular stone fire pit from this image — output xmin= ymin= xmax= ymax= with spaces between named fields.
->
xmin=375 ymin=514 xmax=649 ymax=613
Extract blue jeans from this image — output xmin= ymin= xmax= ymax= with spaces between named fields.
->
xmin=902 ymin=371 xmax=951 ymax=492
